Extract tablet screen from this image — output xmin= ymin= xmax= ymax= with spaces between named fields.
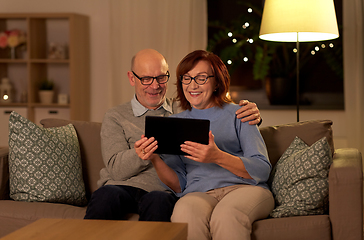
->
xmin=145 ymin=116 xmax=210 ymax=155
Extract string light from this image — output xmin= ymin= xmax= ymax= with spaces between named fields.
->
xmin=220 ymin=5 xmax=337 ymax=76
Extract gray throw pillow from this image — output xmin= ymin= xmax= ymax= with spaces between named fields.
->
xmin=8 ymin=111 xmax=87 ymax=206
xmin=270 ymin=136 xmax=332 ymax=218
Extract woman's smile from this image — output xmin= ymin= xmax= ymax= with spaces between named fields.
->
xmin=189 ymin=91 xmax=202 ymax=97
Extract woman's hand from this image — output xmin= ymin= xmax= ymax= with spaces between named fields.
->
xmin=180 ymin=131 xmax=222 ymax=163
xmin=134 ymin=135 xmax=159 ymax=161
xmin=181 ymin=131 xmax=253 ymax=179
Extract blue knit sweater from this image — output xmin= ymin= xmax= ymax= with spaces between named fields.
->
xmin=161 ymin=103 xmax=271 ymax=197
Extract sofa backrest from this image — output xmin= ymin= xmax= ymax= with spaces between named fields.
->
xmin=40 ymin=118 xmax=334 ymax=199
xmin=259 ymin=119 xmax=334 ymax=167
xmin=40 ymin=118 xmax=103 ymax=200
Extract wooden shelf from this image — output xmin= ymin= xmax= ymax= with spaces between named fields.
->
xmin=0 ymin=103 xmax=28 ymax=107
xmin=30 ymin=103 xmax=70 ymax=108
xmin=0 ymin=13 xmax=90 ymax=122
xmin=0 ymin=59 xmax=27 ymax=63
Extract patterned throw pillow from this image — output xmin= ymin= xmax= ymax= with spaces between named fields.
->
xmin=270 ymin=136 xmax=332 ymax=218
xmin=8 ymin=111 xmax=87 ymax=206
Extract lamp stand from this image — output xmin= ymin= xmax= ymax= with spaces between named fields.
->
xmin=296 ymin=33 xmax=300 ymax=122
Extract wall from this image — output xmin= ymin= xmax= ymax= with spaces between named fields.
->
xmin=0 ymin=0 xmax=350 ymax=149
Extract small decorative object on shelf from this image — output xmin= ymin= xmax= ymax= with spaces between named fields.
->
xmin=0 ymin=29 xmax=26 ymax=59
xmin=0 ymin=77 xmax=13 ymax=103
xmin=38 ymin=78 xmax=54 ymax=104
xmin=58 ymin=93 xmax=68 ymax=105
xmin=48 ymin=42 xmax=68 ymax=59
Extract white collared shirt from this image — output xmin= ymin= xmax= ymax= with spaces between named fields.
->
xmin=131 ymin=94 xmax=173 ymax=117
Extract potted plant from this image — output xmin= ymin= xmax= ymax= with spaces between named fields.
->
xmin=38 ymin=78 xmax=55 ymax=104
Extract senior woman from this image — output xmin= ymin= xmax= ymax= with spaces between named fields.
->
xmin=135 ymin=50 xmax=274 ymax=240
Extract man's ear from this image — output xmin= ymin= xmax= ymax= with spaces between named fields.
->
xmin=127 ymin=71 xmax=135 ymax=86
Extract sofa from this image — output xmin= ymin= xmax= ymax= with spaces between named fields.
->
xmin=0 ymin=118 xmax=362 ymax=239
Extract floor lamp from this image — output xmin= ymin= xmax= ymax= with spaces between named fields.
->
xmin=259 ymin=0 xmax=339 ymax=122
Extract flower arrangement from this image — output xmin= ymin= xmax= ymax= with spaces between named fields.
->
xmin=0 ymin=29 xmax=26 ymax=58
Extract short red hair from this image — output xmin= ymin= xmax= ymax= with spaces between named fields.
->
xmin=176 ymin=50 xmax=232 ymax=110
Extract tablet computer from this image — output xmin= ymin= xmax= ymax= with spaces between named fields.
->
xmin=145 ymin=116 xmax=210 ymax=155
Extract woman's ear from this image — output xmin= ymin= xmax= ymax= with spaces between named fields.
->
xmin=214 ymin=84 xmax=219 ymax=92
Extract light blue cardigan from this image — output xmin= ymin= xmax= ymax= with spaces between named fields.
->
xmin=161 ymin=103 xmax=272 ymax=197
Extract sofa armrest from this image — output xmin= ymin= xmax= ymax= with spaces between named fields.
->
xmin=329 ymin=148 xmax=363 ymax=240
xmin=0 ymin=147 xmax=10 ymax=200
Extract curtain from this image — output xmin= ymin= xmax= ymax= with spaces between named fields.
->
xmin=343 ymin=0 xmax=364 ymax=155
xmin=108 ymin=0 xmax=207 ymax=107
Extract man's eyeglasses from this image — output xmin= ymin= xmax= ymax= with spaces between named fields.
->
xmin=132 ymin=71 xmax=170 ymax=85
xmin=180 ymin=74 xmax=214 ymax=85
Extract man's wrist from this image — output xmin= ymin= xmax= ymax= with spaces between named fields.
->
xmin=258 ymin=118 xmax=263 ymax=126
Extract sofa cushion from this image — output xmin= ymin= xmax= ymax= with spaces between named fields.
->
xmin=270 ymin=136 xmax=332 ymax=218
xmin=8 ymin=112 xmax=87 ymax=206
xmin=259 ymin=120 xmax=334 ymax=168
xmin=252 ymin=215 xmax=331 ymax=240
xmin=40 ymin=118 xmax=103 ymax=199
xmin=0 ymin=199 xmax=86 ymax=237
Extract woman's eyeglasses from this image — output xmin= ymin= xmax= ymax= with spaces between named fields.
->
xmin=180 ymin=74 xmax=214 ymax=85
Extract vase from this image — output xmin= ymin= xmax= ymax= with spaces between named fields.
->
xmin=39 ymin=90 xmax=54 ymax=104
xmin=10 ymin=47 xmax=15 ymax=59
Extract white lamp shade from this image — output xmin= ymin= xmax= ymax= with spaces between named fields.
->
xmin=259 ymin=0 xmax=339 ymax=42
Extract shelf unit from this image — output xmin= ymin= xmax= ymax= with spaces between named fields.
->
xmin=0 ymin=13 xmax=90 ymax=147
